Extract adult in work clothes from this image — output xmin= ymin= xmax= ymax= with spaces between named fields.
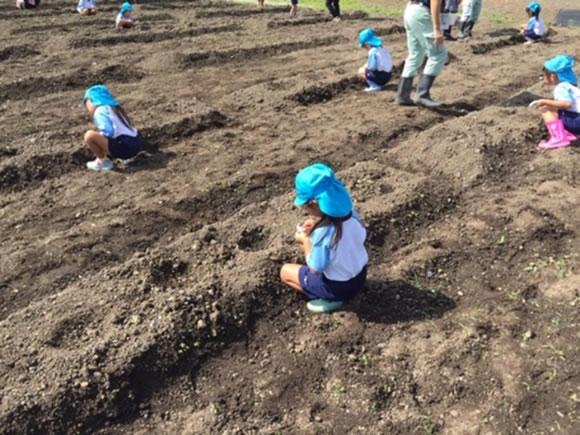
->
xmin=396 ymin=0 xmax=447 ymax=108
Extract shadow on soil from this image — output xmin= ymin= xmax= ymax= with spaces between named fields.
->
xmin=350 ymin=279 xmax=456 ymax=324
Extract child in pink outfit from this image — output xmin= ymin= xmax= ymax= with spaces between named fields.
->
xmin=531 ymin=55 xmax=580 ymax=150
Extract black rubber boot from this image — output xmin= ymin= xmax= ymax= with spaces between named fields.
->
xmin=396 ymin=76 xmax=415 ymax=106
xmin=465 ymin=21 xmax=475 ymax=37
xmin=444 ymin=28 xmax=456 ymax=41
xmin=414 ymin=74 xmax=441 ymax=108
xmin=457 ymin=21 xmax=468 ymax=39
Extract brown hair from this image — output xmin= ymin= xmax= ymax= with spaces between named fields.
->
xmin=111 ymin=105 xmax=134 ymax=130
xmin=310 ymin=214 xmax=350 ymax=248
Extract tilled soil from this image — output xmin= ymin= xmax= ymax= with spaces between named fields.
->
xmin=1 ymin=1 xmax=579 ymax=434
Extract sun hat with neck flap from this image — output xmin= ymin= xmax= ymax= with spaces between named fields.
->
xmin=544 ymin=55 xmax=578 ymax=86
xmin=294 ymin=163 xmax=353 ymax=219
xmin=82 ymin=85 xmax=120 ymax=107
xmin=121 ymin=2 xmax=133 ymax=13
xmin=358 ymin=28 xmax=383 ymax=48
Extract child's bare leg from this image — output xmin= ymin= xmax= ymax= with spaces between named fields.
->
xmin=84 ymin=130 xmax=110 ymax=159
xmin=280 ymin=264 xmax=303 ymax=292
xmin=358 ymin=64 xmax=367 ymax=80
xmin=541 ymin=108 xmax=559 ymax=123
xmin=80 ymin=9 xmax=88 ymax=16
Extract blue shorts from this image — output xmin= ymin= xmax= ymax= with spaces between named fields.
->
xmin=299 ymin=265 xmax=367 ymax=302
xmin=108 ymin=134 xmax=142 ymax=159
xmin=559 ymin=110 xmax=580 ymax=134
xmin=365 ymin=69 xmax=392 ymax=86
xmin=291 ymin=0 xmax=298 ymax=5
xmin=523 ymin=29 xmax=542 ymax=40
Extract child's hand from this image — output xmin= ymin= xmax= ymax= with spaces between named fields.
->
xmin=294 ymin=230 xmax=308 ymax=245
xmin=301 ymin=218 xmax=316 ymax=235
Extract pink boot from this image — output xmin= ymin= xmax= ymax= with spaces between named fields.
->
xmin=538 ymin=119 xmax=571 ymax=150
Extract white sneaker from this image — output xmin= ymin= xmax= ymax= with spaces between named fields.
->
xmin=332 ymin=16 xmax=341 ymax=22
xmin=86 ymin=158 xmax=113 ymax=171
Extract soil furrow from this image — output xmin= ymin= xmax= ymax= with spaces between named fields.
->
xmin=180 ymin=36 xmax=347 ymax=68
xmin=70 ymin=23 xmax=241 ymax=48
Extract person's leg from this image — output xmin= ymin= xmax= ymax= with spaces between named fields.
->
xmin=325 ymin=0 xmax=335 ymax=17
xmin=398 ymin=4 xmax=427 ymax=105
xmin=84 ymin=131 xmax=114 ymax=170
xmin=334 ymin=0 xmax=340 ymax=17
xmin=84 ymin=130 xmax=109 ymax=159
xmin=358 ymin=64 xmax=367 ymax=80
xmin=280 ymin=264 xmax=303 ymax=292
xmin=538 ymin=109 xmax=571 ymax=149
xmin=415 ymin=8 xmax=447 ymax=107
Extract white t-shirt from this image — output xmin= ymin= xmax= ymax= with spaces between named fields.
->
xmin=367 ymin=47 xmax=393 ymax=73
xmin=553 ymin=82 xmax=580 ymax=113
xmin=307 ymin=212 xmax=368 ymax=281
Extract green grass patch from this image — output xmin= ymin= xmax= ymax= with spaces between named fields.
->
xmin=488 ymin=12 xmax=517 ymax=24
xmin=234 ymin=0 xmax=404 ymax=16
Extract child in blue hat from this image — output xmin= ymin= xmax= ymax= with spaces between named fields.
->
xmin=77 ymin=0 xmax=97 ymax=16
xmin=530 ymin=55 xmax=580 ymax=150
xmin=520 ymin=2 xmax=545 ymax=45
xmin=115 ymin=2 xmax=136 ymax=30
xmin=280 ymin=163 xmax=368 ymax=313
xmin=82 ymin=85 xmax=142 ymax=171
xmin=357 ymin=28 xmax=393 ymax=93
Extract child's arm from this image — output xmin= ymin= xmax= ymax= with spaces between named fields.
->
xmin=93 ymin=108 xmax=114 ymax=137
xmin=536 ymin=99 xmax=573 ymax=110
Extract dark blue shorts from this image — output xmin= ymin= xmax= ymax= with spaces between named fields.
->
xmin=523 ymin=30 xmax=542 ymax=40
xmin=291 ymin=0 xmax=298 ymax=5
xmin=559 ymin=110 xmax=580 ymax=134
xmin=299 ymin=265 xmax=367 ymax=302
xmin=365 ymin=69 xmax=392 ymax=86
xmin=108 ymin=134 xmax=142 ymax=159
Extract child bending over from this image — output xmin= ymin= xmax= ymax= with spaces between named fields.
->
xmin=82 ymin=85 xmax=142 ymax=171
xmin=280 ymin=163 xmax=368 ymax=313
xmin=357 ymin=28 xmax=393 ymax=93
xmin=531 ymin=55 xmax=580 ymax=150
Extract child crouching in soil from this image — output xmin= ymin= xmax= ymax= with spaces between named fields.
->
xmin=77 ymin=0 xmax=97 ymax=16
xmin=280 ymin=163 xmax=368 ymax=313
xmin=357 ymin=28 xmax=393 ymax=93
xmin=520 ymin=2 xmax=545 ymax=45
xmin=115 ymin=2 xmax=137 ymax=30
xmin=531 ymin=55 xmax=580 ymax=150
xmin=82 ymin=85 xmax=142 ymax=171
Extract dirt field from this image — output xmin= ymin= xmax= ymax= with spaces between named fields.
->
xmin=1 ymin=0 xmax=579 ymax=433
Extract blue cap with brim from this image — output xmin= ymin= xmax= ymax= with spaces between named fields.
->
xmin=358 ymin=28 xmax=382 ymax=48
xmin=82 ymin=85 xmax=120 ymax=107
xmin=294 ymin=163 xmax=353 ymax=218
xmin=544 ymin=55 xmax=578 ymax=86
xmin=121 ymin=2 xmax=133 ymax=12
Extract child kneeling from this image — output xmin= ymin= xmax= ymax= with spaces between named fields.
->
xmin=280 ymin=163 xmax=368 ymax=313
xmin=531 ymin=55 xmax=580 ymax=150
xmin=357 ymin=28 xmax=392 ymax=93
xmin=82 ymin=85 xmax=142 ymax=171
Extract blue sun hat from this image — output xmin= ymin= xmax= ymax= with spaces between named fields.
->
xmin=120 ymin=2 xmax=133 ymax=12
xmin=358 ymin=28 xmax=382 ymax=48
xmin=82 ymin=85 xmax=120 ymax=107
xmin=544 ymin=55 xmax=578 ymax=86
xmin=526 ymin=2 xmax=541 ymax=14
xmin=294 ymin=163 xmax=353 ymax=218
